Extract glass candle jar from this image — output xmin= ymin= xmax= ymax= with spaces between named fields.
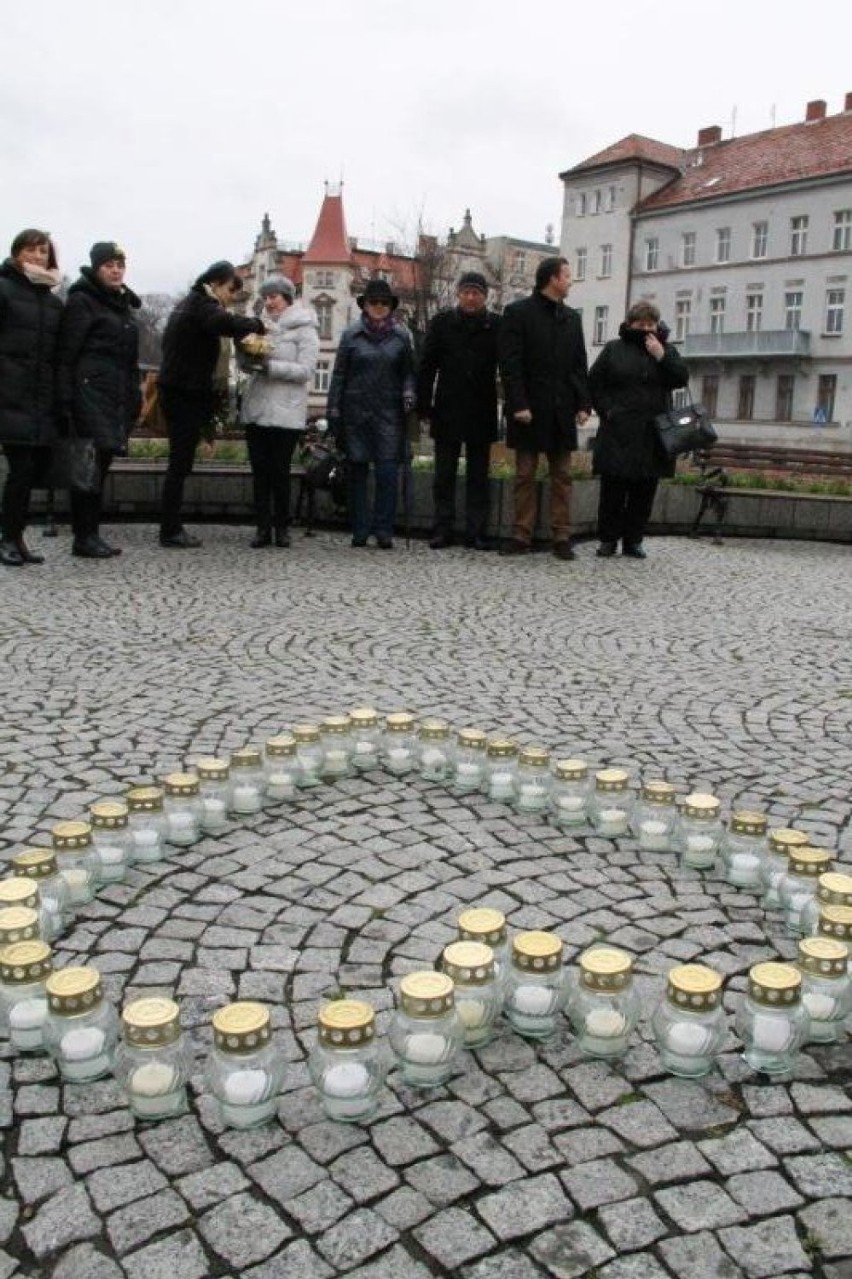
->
xmin=515 ymin=746 xmax=552 ymax=815
xmin=797 ymin=937 xmax=851 ymax=1044
xmin=780 ymin=847 xmax=833 ymax=936
xmin=674 ymin=794 xmax=723 ymax=870
xmin=457 ymin=907 xmax=509 ymax=985
xmin=12 ymin=849 xmax=69 ymax=941
xmin=382 ymin=713 xmax=418 ymax=776
xmin=761 ymin=827 xmax=809 ymax=912
xmin=228 ymin=748 xmax=265 ymax=815
xmin=0 ymin=878 xmax=42 ymax=933
xmin=321 ymin=715 xmax=353 ymax=780
xmin=484 ymin=739 xmax=518 ymax=804
xmin=736 ymin=961 xmax=810 ymax=1076
xmin=0 ymin=940 xmax=52 ymax=1052
xmin=89 ymin=801 xmax=132 ymax=885
xmin=0 ymin=907 xmax=40 ymax=948
xmin=817 ymin=904 xmax=852 ymax=958
xmin=568 ymin=946 xmax=641 ymax=1059
xmin=207 ymin=1002 xmax=284 ymax=1129
xmin=163 ymin=773 xmax=202 ymax=847
xmin=801 ymin=871 xmax=852 ymax=938
xmin=550 ymin=758 xmax=591 ymax=828
xmin=126 ymin=786 xmax=168 ymax=864
xmin=349 ymin=707 xmax=382 ymax=771
xmin=292 ymin=724 xmax=325 ymax=788
xmin=52 ymin=820 xmax=97 ymax=907
xmin=632 ymin=781 xmax=677 ymax=851
xmin=196 ymin=758 xmax=232 ymax=833
xmin=451 ymin=728 xmax=488 ymax=793
xmin=651 ymin=963 xmax=726 ymax=1078
xmin=719 ymin=810 xmax=767 ymax=890
xmin=504 ymin=931 xmax=567 ymax=1040
xmin=440 ymin=942 xmax=501 ymax=1048
xmin=114 ymin=997 xmax=192 ymax=1120
xmin=590 ymin=769 xmax=633 ymax=836
xmin=43 ymin=966 xmax=118 ymax=1083
xmin=417 ymin=720 xmax=453 ymax=783
xmin=309 ymin=999 xmax=387 ymax=1122
xmin=389 ymin=971 xmax=464 ymax=1088
xmin=263 ymin=735 xmax=299 ymax=804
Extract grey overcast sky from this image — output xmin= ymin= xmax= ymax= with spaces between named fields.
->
xmin=2 ymin=0 xmax=849 ymax=294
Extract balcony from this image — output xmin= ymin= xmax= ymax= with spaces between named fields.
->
xmin=680 ymin=330 xmax=811 ymax=359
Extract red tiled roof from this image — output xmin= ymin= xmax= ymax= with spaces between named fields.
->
xmin=640 ymin=111 xmax=852 ymax=211
xmin=563 ymin=134 xmax=685 ymax=176
xmin=304 ymin=192 xmax=351 ymax=264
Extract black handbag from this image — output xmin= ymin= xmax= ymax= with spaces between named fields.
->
xmin=44 ymin=430 xmax=100 ymax=493
xmin=654 ymin=401 xmax=717 ymax=459
xmin=301 ymin=440 xmax=347 ymax=506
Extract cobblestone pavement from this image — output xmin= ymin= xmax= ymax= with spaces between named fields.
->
xmin=1 ymin=525 xmax=851 ymax=1279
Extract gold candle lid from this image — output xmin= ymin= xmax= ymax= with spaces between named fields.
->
xmin=51 ymin=821 xmax=92 ymax=851
xmin=385 ymin=713 xmax=416 ymax=733
xmin=512 ymin=930 xmax=563 ymax=972
xmin=518 ymin=746 xmax=550 ymax=767
xmin=667 ymin=963 xmax=723 ymax=1011
xmin=458 ymin=907 xmax=507 ymax=947
xmin=126 ymin=785 xmax=164 ymax=813
xmin=230 ymin=747 xmax=262 ymax=769
xmin=0 ymin=907 xmax=40 ymax=945
xmin=730 ymin=810 xmax=768 ymax=836
xmin=486 ymin=739 xmax=518 ymax=759
xmin=797 ymin=937 xmax=849 ymax=980
xmin=321 ymin=715 xmax=351 ymax=735
xmin=748 ymin=961 xmax=801 ymax=1006
xmin=457 ymin=728 xmax=487 ymax=749
xmin=442 ymin=941 xmax=494 ymax=985
xmin=682 ymin=793 xmax=720 ymax=819
xmin=399 ymin=971 xmax=455 ymax=1017
xmin=579 ymin=945 xmax=633 ymax=991
xmin=163 ymin=772 xmax=199 ymax=796
xmin=788 ymin=847 xmax=832 ymax=877
xmin=642 ymin=780 xmax=676 ymax=805
xmin=12 ymin=848 xmax=58 ymax=881
xmin=122 ymin=996 xmax=182 ymax=1046
xmin=554 ymin=758 xmax=588 ymax=780
xmin=419 ymin=720 xmax=451 ymax=740
xmin=768 ymin=827 xmax=809 ymax=854
xmin=349 ymin=707 xmax=378 ymax=726
xmin=818 ymin=904 xmax=852 ymax=943
xmin=0 ymin=940 xmax=52 ymax=985
xmin=265 ymin=735 xmax=296 ymax=758
xmin=595 ymin=768 xmax=630 ymax=793
xmin=196 ymin=757 xmax=231 ymax=779
xmin=90 ymin=801 xmax=129 ymax=830
xmin=0 ymin=878 xmax=39 ymax=910
xmin=46 ymin=965 xmax=103 ymax=1015
xmin=318 ymin=998 xmax=376 ymax=1047
xmin=212 ymin=1001 xmax=272 ymax=1053
xmin=292 ymin=724 xmax=321 ymax=743
xmin=817 ymin=872 xmax=852 ymax=908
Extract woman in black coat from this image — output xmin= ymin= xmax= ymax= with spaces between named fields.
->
xmin=56 ymin=241 xmax=142 ymax=558
xmin=589 ymin=301 xmax=689 ymax=559
xmin=0 ymin=229 xmax=63 ymax=567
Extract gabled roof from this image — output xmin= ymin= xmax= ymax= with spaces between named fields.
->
xmin=563 ymin=134 xmax=685 ymax=177
xmin=304 ymin=189 xmax=351 ymax=264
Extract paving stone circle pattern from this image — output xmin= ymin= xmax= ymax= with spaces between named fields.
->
xmin=1 ymin=525 xmax=851 ymax=1279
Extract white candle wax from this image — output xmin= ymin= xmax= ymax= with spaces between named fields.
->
xmin=63 ymin=867 xmax=88 ymax=889
xmin=323 ymin=749 xmax=349 ymax=775
xmin=687 ymin=834 xmax=714 ymax=854
xmin=585 ymin=1008 xmax=627 ymax=1038
xmin=727 ymin=854 xmax=761 ymax=887
xmin=456 ymin=999 xmax=487 ymax=1030
xmin=129 ymin=1061 xmax=185 ymax=1114
xmin=556 ymin=795 xmax=585 ymax=813
xmin=639 ymin=819 xmax=669 ymax=850
xmin=266 ymin=772 xmax=296 ymax=800
xmin=132 ymin=829 xmax=162 ymax=862
xmin=97 ymin=844 xmax=125 ymax=865
xmin=420 ymin=748 xmax=448 ymax=771
xmin=322 ymin=1061 xmax=370 ymax=1098
xmin=404 ymin=1032 xmax=447 ymax=1065
xmin=59 ymin=1026 xmax=110 ymax=1080
xmin=134 ymin=829 xmax=159 ymax=846
xmin=386 ymin=747 xmax=412 ymax=772
xmin=231 ymin=784 xmax=262 ymax=814
xmin=803 ymin=992 xmax=836 ymax=1020
xmin=167 ymin=811 xmax=198 ymax=844
xmin=223 ymin=1068 xmax=271 ymax=1106
xmin=666 ymin=1021 xmax=713 ymax=1055
xmin=511 ymin=986 xmax=553 ymax=1015
xmin=749 ymin=1013 xmax=791 ymax=1053
xmin=9 ymin=997 xmax=48 ymax=1050
xmin=517 ymin=783 xmax=548 ymax=811
xmin=202 ymin=797 xmax=227 ymax=825
xmin=354 ymin=742 xmax=376 ymax=755
xmin=597 ymin=808 xmax=629 ymax=835
xmin=488 ymin=773 xmax=515 ymax=801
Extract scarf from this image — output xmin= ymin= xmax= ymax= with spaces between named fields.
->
xmin=21 ymin=263 xmax=61 ymax=289
xmin=362 ymin=313 xmax=396 ymax=343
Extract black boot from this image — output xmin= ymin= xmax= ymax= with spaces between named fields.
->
xmin=274 ymin=528 xmax=291 ymax=548
xmin=250 ymin=528 xmax=272 ymax=548
xmin=72 ymin=535 xmax=113 ymax=559
xmin=16 ymin=538 xmax=45 ymax=564
xmin=0 ymin=540 xmax=24 ymax=567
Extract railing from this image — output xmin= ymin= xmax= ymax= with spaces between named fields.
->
xmin=681 ymin=330 xmax=811 ymax=358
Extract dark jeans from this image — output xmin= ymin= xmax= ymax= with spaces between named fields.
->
xmin=245 ymin=426 xmax=298 ymax=530
xmin=1 ymin=444 xmax=49 ymax=541
xmin=70 ymin=450 xmax=114 ymax=541
xmin=348 ymin=460 xmax=398 ymax=541
xmin=597 ymin=475 xmax=658 ymax=546
xmin=433 ymin=439 xmax=490 ymax=540
xmin=159 ymin=387 xmax=214 ymax=537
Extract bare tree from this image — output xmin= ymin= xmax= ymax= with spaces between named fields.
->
xmin=136 ymin=293 xmax=176 ymax=367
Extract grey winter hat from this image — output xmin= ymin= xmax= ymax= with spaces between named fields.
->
xmin=260 ymin=275 xmax=296 ymax=302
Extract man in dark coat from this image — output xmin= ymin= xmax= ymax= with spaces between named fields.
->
xmin=416 ymin=271 xmax=500 ymax=550
xmin=497 ymin=257 xmax=591 ymax=559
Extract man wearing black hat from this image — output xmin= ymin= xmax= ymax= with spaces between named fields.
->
xmin=416 ymin=272 xmax=500 ymax=550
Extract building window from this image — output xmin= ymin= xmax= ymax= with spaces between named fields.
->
xmin=715 ymin=228 xmax=731 ymax=264
xmin=784 ymin=290 xmax=803 ymax=330
xmin=817 ymin=374 xmax=837 ymax=420
xmin=576 ymin=193 xmax=586 ymax=217
xmin=592 ymin=189 xmax=602 ymax=215
xmin=751 ymin=222 xmax=768 ymax=258
xmin=593 ymin=305 xmax=609 ymax=344
xmin=313 ymin=359 xmax=330 ymax=393
xmin=790 ymin=215 xmax=808 ymax=256
xmin=644 ymin=238 xmax=659 ymax=271
xmin=315 ymin=301 xmax=333 ymax=341
xmin=701 ymin=375 xmax=719 ymax=417
xmin=833 ymin=210 xmax=852 ymax=252
xmin=709 ymin=295 xmax=726 ymax=334
xmin=513 ymin=250 xmax=526 ymax=275
xmin=605 ymin=185 xmax=616 ymax=212
xmin=775 ymin=374 xmax=794 ymax=422
xmin=746 ymin=291 xmax=763 ymax=333
xmin=575 ymin=247 xmax=587 ymax=281
xmin=378 ymin=270 xmax=394 ymax=284
xmin=825 ymin=287 xmax=845 ymax=334
xmin=681 ymin=232 xmax=696 ymax=267
xmin=674 ymin=298 xmax=691 ymax=342
xmin=600 ymin=244 xmax=612 ymax=277
xmin=737 ymin=375 xmax=756 ymax=420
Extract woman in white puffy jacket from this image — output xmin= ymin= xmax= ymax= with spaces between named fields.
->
xmin=240 ymin=276 xmax=319 ymax=547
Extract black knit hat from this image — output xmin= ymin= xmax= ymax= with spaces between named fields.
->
xmin=357 ymin=278 xmax=399 ymax=310
xmin=90 ymin=241 xmax=126 ymax=270
xmin=458 ymin=271 xmax=488 ymax=295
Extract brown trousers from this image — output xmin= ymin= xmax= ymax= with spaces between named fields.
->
xmin=512 ymin=449 xmax=572 ymax=543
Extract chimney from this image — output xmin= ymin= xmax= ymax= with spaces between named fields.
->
xmin=845 ymin=91 xmax=852 ymax=113
xmin=697 ymin=125 xmax=722 ymax=146
xmin=805 ymin=99 xmax=827 ymax=122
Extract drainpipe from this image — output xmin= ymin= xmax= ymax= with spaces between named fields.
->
xmin=625 ymin=162 xmax=642 ymax=316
